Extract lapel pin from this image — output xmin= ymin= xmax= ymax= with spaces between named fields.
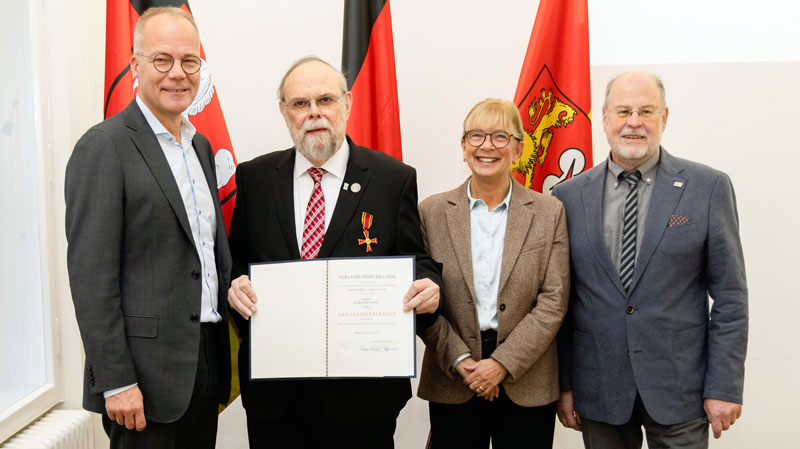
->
xmin=343 ymin=183 xmax=349 ymax=191
xmin=673 ymin=181 xmax=683 ymax=188
xmin=351 ymin=183 xmax=361 ymax=193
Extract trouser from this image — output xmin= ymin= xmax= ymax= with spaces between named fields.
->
xmin=103 ymin=322 xmax=220 ymax=449
xmin=581 ymin=394 xmax=709 ymax=449
xmin=428 ymin=328 xmax=557 ymax=449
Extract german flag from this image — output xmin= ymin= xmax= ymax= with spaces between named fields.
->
xmin=342 ymin=0 xmax=403 ymax=160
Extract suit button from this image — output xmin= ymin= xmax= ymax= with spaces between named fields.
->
xmin=191 ymin=270 xmax=200 ymax=279
xmin=190 ymin=313 xmax=199 ymax=322
xmin=626 ymin=306 xmax=635 ymax=314
xmin=499 ymin=304 xmax=506 ymax=311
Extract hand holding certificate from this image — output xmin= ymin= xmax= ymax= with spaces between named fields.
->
xmin=248 ymin=256 xmax=417 ymax=379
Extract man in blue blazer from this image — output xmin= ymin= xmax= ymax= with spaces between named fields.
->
xmin=552 ymin=70 xmax=748 ymax=448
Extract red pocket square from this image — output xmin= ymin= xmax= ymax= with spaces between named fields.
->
xmin=669 ymin=215 xmax=690 ymax=227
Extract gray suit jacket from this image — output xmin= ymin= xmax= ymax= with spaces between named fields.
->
xmin=65 ymin=100 xmax=232 ymax=422
xmin=552 ymin=148 xmax=748 ymax=425
xmin=417 ymin=179 xmax=569 ymax=407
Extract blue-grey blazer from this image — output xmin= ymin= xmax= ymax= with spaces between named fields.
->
xmin=552 ymin=148 xmax=748 ymax=425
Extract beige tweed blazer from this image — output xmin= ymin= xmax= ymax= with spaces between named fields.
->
xmin=416 ymin=178 xmax=570 ymax=407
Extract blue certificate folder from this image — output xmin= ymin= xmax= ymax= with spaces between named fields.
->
xmin=248 ymin=255 xmax=417 ymax=380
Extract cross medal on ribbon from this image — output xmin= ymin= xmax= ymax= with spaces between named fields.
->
xmin=358 ymin=212 xmax=378 ymax=252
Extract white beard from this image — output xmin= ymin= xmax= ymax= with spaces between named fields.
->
xmin=296 ymin=123 xmax=338 ymax=163
xmin=614 ymin=143 xmax=650 ymax=161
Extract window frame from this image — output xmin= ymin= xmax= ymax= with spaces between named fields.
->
xmin=0 ymin=0 xmax=62 ymax=442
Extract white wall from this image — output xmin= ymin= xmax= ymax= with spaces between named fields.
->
xmin=30 ymin=0 xmax=799 ymax=448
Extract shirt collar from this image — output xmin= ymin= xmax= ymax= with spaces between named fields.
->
xmin=466 ymin=178 xmax=512 ymax=211
xmin=607 ymin=147 xmax=661 ymax=186
xmin=294 ymin=139 xmax=350 ymax=180
xmin=135 ymin=95 xmax=196 ymax=143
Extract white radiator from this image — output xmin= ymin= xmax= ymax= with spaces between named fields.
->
xmin=1 ymin=409 xmax=92 ymax=449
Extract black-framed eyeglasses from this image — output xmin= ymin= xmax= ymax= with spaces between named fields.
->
xmin=463 ymin=130 xmax=516 ymax=148
xmin=136 ymin=53 xmax=202 ymax=74
xmin=282 ymin=94 xmax=345 ymax=113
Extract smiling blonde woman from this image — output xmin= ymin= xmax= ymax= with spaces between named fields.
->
xmin=417 ymin=98 xmax=570 ymax=449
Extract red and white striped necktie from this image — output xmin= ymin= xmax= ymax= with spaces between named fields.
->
xmin=301 ymin=167 xmax=327 ymax=259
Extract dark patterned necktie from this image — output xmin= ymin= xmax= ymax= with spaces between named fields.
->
xmin=619 ymin=170 xmax=642 ymax=291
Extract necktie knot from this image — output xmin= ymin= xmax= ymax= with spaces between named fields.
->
xmin=621 ymin=170 xmax=641 ymax=187
xmin=308 ymin=167 xmax=326 ymax=183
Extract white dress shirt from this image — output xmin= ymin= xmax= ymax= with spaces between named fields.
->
xmin=292 ymin=141 xmax=350 ymax=249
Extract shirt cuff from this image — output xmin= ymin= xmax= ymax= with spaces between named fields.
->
xmin=452 ymin=353 xmax=471 ymax=374
xmin=104 ymin=383 xmax=137 ymax=399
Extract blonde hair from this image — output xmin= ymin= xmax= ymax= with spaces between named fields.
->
xmin=463 ymin=98 xmax=524 ymax=141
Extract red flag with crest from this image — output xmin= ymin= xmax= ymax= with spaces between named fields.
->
xmin=104 ymin=0 xmax=237 ymax=230
xmin=511 ymin=0 xmax=592 ymax=193
xmin=342 ymin=0 xmax=403 ymax=160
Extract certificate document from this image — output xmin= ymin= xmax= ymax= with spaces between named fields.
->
xmin=248 ymin=256 xmax=416 ymax=379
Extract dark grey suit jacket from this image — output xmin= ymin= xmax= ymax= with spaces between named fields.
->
xmin=552 ymin=148 xmax=748 ymax=425
xmin=65 ymin=100 xmax=232 ymax=423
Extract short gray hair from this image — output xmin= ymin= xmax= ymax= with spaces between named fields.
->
xmin=277 ymin=56 xmax=348 ymax=101
xmin=603 ymin=70 xmax=666 ymax=109
xmin=133 ymin=7 xmax=199 ymax=54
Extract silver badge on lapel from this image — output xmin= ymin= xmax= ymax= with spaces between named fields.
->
xmin=343 ymin=183 xmax=349 ymax=191
xmin=673 ymin=181 xmax=684 ymax=188
xmin=351 ymin=183 xmax=361 ymax=193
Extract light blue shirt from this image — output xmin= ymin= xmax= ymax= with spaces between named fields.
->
xmin=106 ymin=98 xmax=222 ymax=399
xmin=136 ymin=96 xmax=220 ymax=323
xmin=467 ymin=179 xmax=512 ymax=332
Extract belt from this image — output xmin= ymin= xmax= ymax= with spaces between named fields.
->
xmin=480 ymin=329 xmax=497 ymax=343
xmin=201 ymin=321 xmax=220 ymax=331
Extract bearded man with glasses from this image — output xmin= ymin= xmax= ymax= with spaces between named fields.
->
xmin=225 ymin=56 xmax=442 ymax=448
xmin=65 ymin=7 xmax=231 ymax=449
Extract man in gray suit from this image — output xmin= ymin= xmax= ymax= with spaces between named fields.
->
xmin=65 ymin=7 xmax=230 ymax=448
xmin=552 ymin=70 xmax=748 ymax=448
